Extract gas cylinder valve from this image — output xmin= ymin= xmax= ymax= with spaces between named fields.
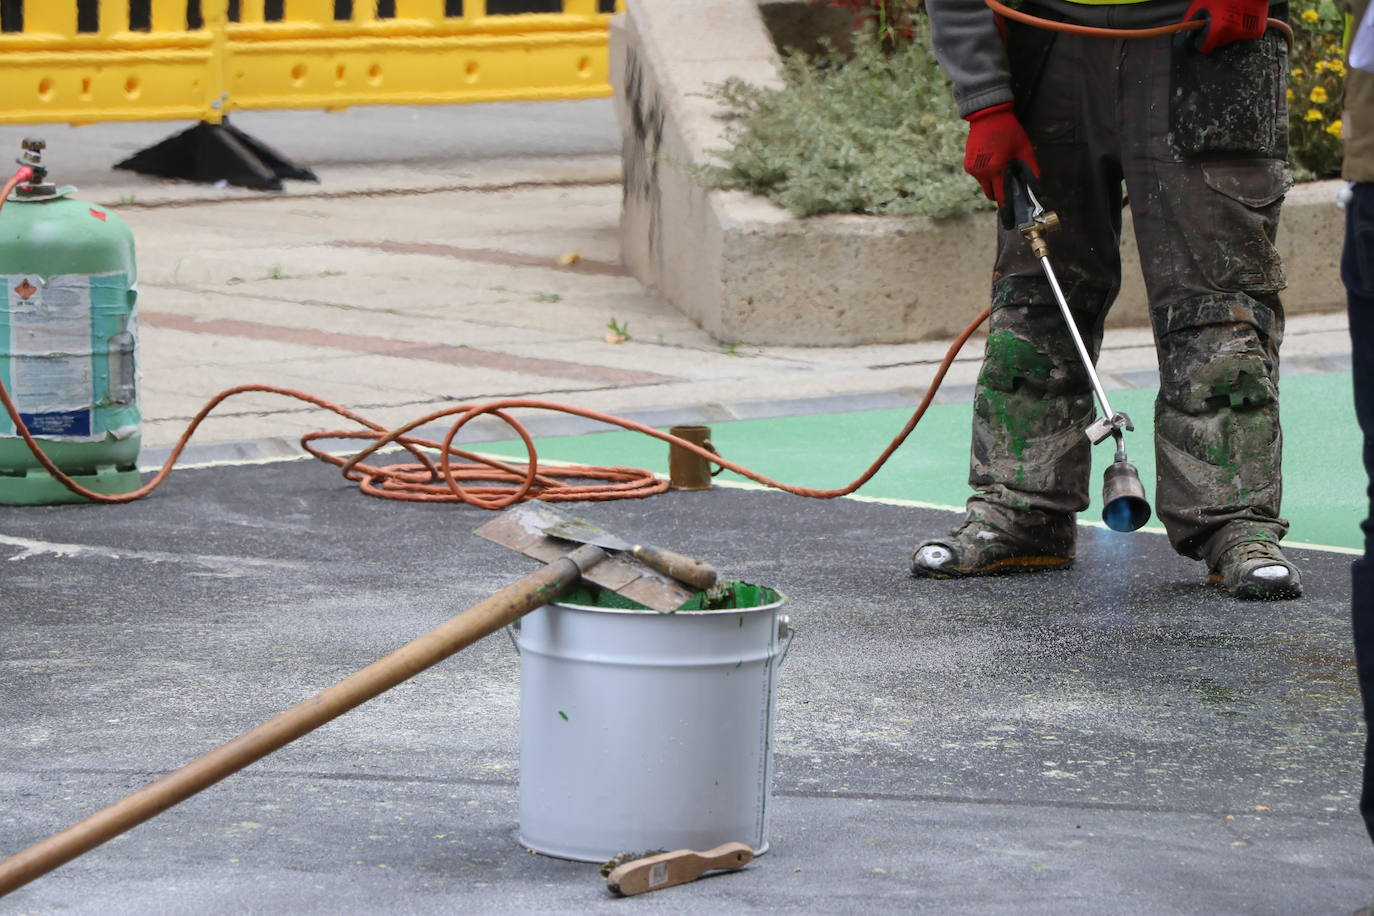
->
xmin=14 ymin=138 xmax=54 ymax=197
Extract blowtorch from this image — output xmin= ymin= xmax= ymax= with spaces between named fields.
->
xmin=1007 ymin=170 xmax=1152 ymax=533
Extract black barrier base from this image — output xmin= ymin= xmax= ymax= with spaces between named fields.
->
xmin=114 ymin=118 xmax=318 ymax=191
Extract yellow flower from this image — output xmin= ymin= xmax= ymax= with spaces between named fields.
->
xmin=1316 ymin=60 xmax=1329 ymax=72
xmin=1287 ymin=88 xmax=1295 ymax=102
xmin=1292 ymin=67 xmax=1305 ymax=77
xmin=1311 ymin=86 xmax=1328 ymax=103
xmin=1302 ymin=7 xmax=1320 ymax=21
xmin=1332 ymin=58 xmax=1348 ymax=76
xmin=1305 ymin=108 xmax=1324 ymax=121
xmin=1327 ymin=119 xmax=1344 ymax=137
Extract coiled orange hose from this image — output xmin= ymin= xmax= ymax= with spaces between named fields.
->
xmin=0 ymin=167 xmax=991 ymax=510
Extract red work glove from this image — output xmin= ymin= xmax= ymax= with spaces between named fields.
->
xmin=1183 ymin=0 xmax=1267 ymax=52
xmin=963 ymin=102 xmax=1039 ymax=208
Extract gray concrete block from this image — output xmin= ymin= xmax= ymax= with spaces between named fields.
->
xmin=614 ymin=0 xmax=1348 ymax=345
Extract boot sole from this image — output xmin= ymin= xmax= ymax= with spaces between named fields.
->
xmin=1208 ymin=571 xmax=1303 ymax=600
xmin=912 ymin=555 xmax=1073 ymax=580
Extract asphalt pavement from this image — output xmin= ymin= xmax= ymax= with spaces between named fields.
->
xmin=0 ymin=101 xmax=1371 ymax=914
xmin=3 ymin=465 xmax=1370 ymax=914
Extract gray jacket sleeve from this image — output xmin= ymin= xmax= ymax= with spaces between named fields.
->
xmin=924 ymin=0 xmax=1014 ymax=117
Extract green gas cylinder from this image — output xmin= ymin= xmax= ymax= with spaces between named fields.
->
xmin=0 ymin=140 xmax=141 ymax=504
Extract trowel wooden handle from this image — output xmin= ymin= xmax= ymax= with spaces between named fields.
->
xmin=630 ymin=544 xmax=717 ymax=590
xmin=606 ymin=842 xmax=753 ymax=897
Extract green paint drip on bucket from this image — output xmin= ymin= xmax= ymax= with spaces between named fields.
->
xmin=559 ymin=580 xmax=782 ymax=613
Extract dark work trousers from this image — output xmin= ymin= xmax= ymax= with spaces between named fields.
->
xmin=1342 ymin=181 xmax=1374 ymax=845
xmin=965 ymin=20 xmax=1292 ymax=567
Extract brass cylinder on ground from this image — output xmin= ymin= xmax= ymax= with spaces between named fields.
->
xmin=668 ymin=425 xmax=715 ymax=491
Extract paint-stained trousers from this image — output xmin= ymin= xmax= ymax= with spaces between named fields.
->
xmin=966 ymin=17 xmax=1291 ymax=566
xmin=1342 ymin=181 xmax=1374 ymax=846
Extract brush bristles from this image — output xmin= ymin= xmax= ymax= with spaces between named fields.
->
xmin=600 ymin=849 xmax=668 ymax=880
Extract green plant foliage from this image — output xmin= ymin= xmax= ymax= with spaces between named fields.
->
xmin=1288 ymin=0 xmax=1347 ymax=179
xmin=827 ymin=0 xmax=922 ymax=49
xmin=700 ymin=29 xmax=989 ymax=219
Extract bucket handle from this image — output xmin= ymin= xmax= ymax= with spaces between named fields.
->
xmin=775 ymin=615 xmax=796 ymax=668
xmin=505 ymin=620 xmax=521 ymax=656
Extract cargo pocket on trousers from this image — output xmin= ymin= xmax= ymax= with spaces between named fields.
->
xmin=1190 ymin=159 xmax=1291 ymax=292
xmin=1169 ymin=30 xmax=1288 ymax=159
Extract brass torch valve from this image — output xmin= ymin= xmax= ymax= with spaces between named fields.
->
xmin=1018 ymin=203 xmax=1060 ymax=259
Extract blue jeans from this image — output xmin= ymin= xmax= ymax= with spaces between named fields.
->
xmin=1342 ymin=180 xmax=1374 ymax=845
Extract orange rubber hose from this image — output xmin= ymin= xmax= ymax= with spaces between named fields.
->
xmin=982 ymin=0 xmax=1294 ymax=48
xmin=1 ymin=166 xmax=991 ymax=509
xmin=0 ymin=326 xmax=990 ymax=509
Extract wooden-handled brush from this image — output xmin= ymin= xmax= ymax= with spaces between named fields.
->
xmin=602 ymin=842 xmax=754 ymax=896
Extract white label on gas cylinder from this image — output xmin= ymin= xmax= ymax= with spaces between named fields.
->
xmin=3 ymin=273 xmax=95 ymax=438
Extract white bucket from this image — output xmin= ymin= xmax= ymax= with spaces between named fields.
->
xmin=511 ymin=584 xmax=792 ymax=863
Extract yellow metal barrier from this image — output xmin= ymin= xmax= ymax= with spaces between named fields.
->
xmin=0 ymin=0 xmax=620 ymax=126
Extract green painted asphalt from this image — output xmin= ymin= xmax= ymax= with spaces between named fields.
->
xmin=481 ymin=371 xmax=1367 ymax=553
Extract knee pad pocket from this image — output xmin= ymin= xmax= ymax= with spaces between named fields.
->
xmin=1159 ymin=323 xmax=1278 ymax=415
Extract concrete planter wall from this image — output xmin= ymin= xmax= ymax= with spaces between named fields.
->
xmin=610 ymin=0 xmax=1346 ymax=346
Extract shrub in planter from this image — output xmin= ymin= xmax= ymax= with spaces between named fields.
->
xmin=700 ymin=3 xmax=988 ymax=219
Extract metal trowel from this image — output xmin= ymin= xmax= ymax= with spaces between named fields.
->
xmin=474 ymin=502 xmax=716 ymax=611
xmin=533 ymin=503 xmax=717 ymax=590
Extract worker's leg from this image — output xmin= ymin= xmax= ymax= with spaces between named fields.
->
xmin=1121 ymin=28 xmax=1297 ymax=597
xmin=914 ymin=26 xmax=1121 ymax=576
xmin=1343 ymin=181 xmax=1374 ymax=843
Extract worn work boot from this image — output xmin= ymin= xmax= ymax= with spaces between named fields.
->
xmin=1209 ymin=539 xmax=1303 ymax=600
xmin=910 ymin=516 xmax=1074 ymax=579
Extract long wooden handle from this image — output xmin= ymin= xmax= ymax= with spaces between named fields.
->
xmin=0 ymin=544 xmax=608 ymax=899
xmin=606 ymin=842 xmax=753 ymax=897
xmin=630 ymin=544 xmax=718 ymax=591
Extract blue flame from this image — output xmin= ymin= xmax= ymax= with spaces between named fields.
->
xmin=1104 ymin=496 xmax=1150 ymax=532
